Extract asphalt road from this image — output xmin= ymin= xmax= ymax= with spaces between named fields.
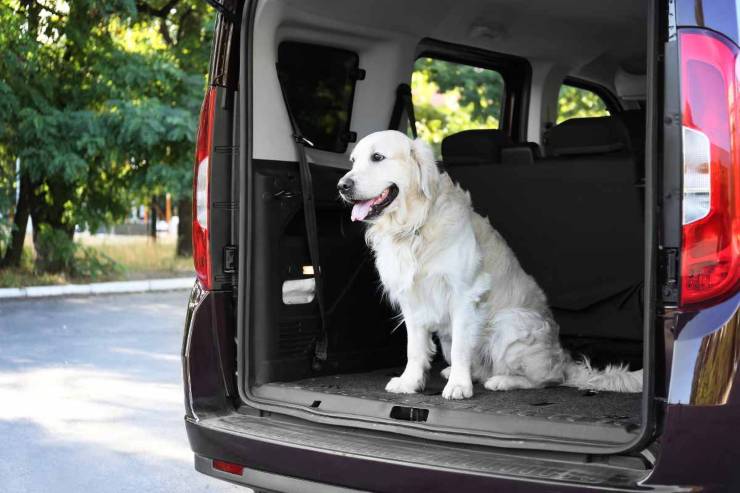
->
xmin=0 ymin=291 xmax=243 ymax=493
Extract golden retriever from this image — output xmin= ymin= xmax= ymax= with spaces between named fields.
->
xmin=338 ymin=130 xmax=642 ymax=399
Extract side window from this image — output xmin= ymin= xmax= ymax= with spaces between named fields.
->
xmin=277 ymin=42 xmax=361 ymax=153
xmin=556 ymin=84 xmax=610 ymax=124
xmin=412 ymin=57 xmax=505 ymax=157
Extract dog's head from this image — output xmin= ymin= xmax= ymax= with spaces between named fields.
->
xmin=338 ymin=130 xmax=439 ymax=225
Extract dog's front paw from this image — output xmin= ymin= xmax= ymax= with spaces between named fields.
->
xmin=385 ymin=376 xmax=422 ymax=394
xmin=440 ymin=366 xmax=451 ymax=380
xmin=442 ymin=378 xmax=473 ymax=400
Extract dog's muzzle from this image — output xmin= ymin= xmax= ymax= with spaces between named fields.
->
xmin=343 ymin=184 xmax=399 ymax=222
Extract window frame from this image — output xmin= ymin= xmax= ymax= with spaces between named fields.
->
xmin=414 ymin=38 xmax=532 ymax=142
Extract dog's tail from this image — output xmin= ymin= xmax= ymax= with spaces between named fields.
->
xmin=563 ymin=356 xmax=642 ymax=393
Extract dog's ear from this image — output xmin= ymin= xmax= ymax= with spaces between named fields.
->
xmin=410 ymin=138 xmax=439 ymax=199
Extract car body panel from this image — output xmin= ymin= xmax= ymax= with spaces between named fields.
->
xmin=182 ymin=0 xmax=740 ymax=490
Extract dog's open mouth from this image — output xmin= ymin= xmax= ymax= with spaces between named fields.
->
xmin=350 ymin=184 xmax=398 ymax=222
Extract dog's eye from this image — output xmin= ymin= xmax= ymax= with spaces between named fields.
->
xmin=371 ymin=152 xmax=385 ymax=162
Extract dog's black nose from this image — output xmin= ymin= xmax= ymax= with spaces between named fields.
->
xmin=337 ymin=177 xmax=354 ymax=193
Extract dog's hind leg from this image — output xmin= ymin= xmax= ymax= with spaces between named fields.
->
xmin=483 ymin=375 xmax=536 ymax=391
xmin=481 ymin=308 xmax=567 ymax=391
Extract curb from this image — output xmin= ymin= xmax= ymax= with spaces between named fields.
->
xmin=0 ymin=277 xmax=195 ymax=300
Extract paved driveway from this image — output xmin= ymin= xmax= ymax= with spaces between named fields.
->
xmin=0 ymin=291 xmax=242 ymax=493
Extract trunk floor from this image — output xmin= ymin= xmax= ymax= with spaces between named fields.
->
xmin=270 ymin=367 xmax=642 ymax=428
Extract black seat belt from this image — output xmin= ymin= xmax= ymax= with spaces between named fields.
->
xmin=388 ymin=83 xmax=418 ymax=138
xmin=276 ymin=66 xmax=329 ymax=362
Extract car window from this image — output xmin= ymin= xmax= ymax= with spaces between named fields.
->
xmin=556 ymin=84 xmax=610 ymax=124
xmin=277 ymin=42 xmax=361 ymax=153
xmin=412 ymin=57 xmax=505 ymax=157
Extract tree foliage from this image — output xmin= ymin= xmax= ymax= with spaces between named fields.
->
xmin=412 ymin=58 xmax=502 ymax=156
xmin=556 ymin=84 xmax=609 ymax=123
xmin=0 ymin=0 xmax=214 ymax=270
xmin=415 ymin=58 xmax=504 ymax=121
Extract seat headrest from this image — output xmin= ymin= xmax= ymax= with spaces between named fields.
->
xmin=615 ymin=68 xmax=646 ymax=101
xmin=544 ymin=116 xmax=630 ymax=157
xmin=501 ymin=146 xmax=535 ymax=165
xmin=441 ymin=129 xmax=510 ymax=165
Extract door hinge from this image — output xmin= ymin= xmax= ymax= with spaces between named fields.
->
xmin=223 ymin=245 xmax=237 ymax=273
xmin=659 ymin=246 xmax=679 ymax=304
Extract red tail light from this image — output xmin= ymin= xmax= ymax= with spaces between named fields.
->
xmin=679 ymin=31 xmax=740 ymax=307
xmin=193 ymin=87 xmax=217 ymax=289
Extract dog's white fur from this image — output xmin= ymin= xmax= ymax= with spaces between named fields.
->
xmin=340 ymin=130 xmax=642 ymax=399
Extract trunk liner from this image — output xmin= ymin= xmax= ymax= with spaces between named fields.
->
xmin=276 ymin=368 xmax=640 ymax=422
xmin=256 ymin=366 xmax=642 ymax=445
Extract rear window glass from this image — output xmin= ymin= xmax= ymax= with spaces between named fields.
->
xmin=557 ymin=84 xmax=610 ymax=124
xmin=277 ymin=42 xmax=360 ymax=153
xmin=412 ymin=57 xmax=504 ymax=156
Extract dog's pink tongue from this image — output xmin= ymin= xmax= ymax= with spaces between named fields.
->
xmin=351 ymin=200 xmax=374 ymax=222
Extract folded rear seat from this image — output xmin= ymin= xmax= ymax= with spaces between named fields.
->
xmin=441 ymin=129 xmax=540 ymax=166
xmin=441 ymin=129 xmax=511 ymax=165
xmin=543 ymin=116 xmax=630 ymax=156
xmin=442 ymin=117 xmax=644 ymax=342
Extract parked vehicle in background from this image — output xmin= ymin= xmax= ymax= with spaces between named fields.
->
xmin=183 ymin=0 xmax=740 ymax=491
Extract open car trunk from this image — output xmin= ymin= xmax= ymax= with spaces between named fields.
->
xmin=246 ymin=152 xmax=646 ymax=451
xmin=238 ymin=0 xmax=655 ymax=455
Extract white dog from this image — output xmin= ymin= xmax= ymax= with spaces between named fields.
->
xmin=337 ymin=130 xmax=642 ymax=400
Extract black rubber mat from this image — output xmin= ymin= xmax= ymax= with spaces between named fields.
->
xmin=271 ymin=366 xmax=642 ymax=428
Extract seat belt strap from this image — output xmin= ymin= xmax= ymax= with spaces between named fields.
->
xmin=388 ymin=83 xmax=418 ymax=138
xmin=276 ymin=67 xmax=329 ymax=361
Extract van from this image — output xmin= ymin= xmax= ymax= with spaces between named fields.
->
xmin=183 ymin=0 xmax=740 ymax=490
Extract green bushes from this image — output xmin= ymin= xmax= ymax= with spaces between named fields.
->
xmin=34 ymin=225 xmax=122 ymax=280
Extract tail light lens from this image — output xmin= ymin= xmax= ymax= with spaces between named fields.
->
xmin=679 ymin=31 xmax=740 ymax=307
xmin=212 ymin=459 xmax=244 ymax=476
xmin=193 ymin=87 xmax=216 ymax=289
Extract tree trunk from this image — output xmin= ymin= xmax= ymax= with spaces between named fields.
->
xmin=149 ymin=197 xmax=157 ymax=241
xmin=30 ymin=179 xmax=76 ymax=273
xmin=0 ymin=173 xmax=32 ymax=268
xmin=176 ymin=196 xmax=193 ymax=257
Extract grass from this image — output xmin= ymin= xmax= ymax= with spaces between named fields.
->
xmin=0 ymin=234 xmax=193 ymax=288
xmin=78 ymin=235 xmax=193 ymax=279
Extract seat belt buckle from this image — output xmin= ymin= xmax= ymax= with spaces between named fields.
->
xmin=293 ymin=134 xmax=315 ymax=147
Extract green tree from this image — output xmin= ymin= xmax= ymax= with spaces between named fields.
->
xmin=131 ymin=0 xmax=214 ymax=256
xmin=415 ymin=58 xmax=504 ymax=121
xmin=0 ymin=0 xmax=213 ymax=271
xmin=412 ymin=58 xmax=503 ymax=156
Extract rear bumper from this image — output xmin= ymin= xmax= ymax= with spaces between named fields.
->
xmin=194 ymin=454 xmax=356 ymax=492
xmin=186 ymin=411 xmax=659 ymax=493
